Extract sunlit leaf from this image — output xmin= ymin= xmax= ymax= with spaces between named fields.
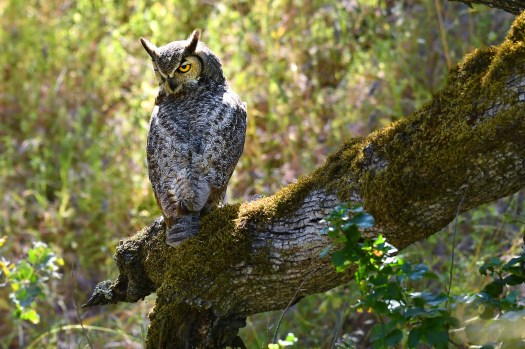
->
xmin=20 ymin=308 xmax=40 ymax=324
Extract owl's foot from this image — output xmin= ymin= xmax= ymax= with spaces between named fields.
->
xmin=165 ymin=213 xmax=200 ymax=247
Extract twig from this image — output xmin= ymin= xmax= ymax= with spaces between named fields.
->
xmin=446 ymin=184 xmax=469 ymax=306
xmin=72 ymin=265 xmax=94 ymax=349
xmin=272 ymin=271 xmax=313 ymax=344
xmin=330 ymin=302 xmax=349 ymax=349
xmin=435 ymin=0 xmax=452 ymax=69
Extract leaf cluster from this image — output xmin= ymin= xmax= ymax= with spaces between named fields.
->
xmin=322 ymin=205 xmax=457 ymax=348
xmin=0 ymin=241 xmax=64 ymax=324
xmin=458 ymin=252 xmax=525 ymax=348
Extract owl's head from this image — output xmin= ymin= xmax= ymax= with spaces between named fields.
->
xmin=140 ymin=29 xmax=225 ymax=95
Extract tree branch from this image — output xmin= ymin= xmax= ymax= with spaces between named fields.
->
xmin=84 ymin=13 xmax=525 ymax=349
xmin=449 ymin=0 xmax=525 ymax=15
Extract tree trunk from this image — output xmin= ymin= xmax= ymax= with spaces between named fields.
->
xmin=84 ymin=10 xmax=525 ymax=349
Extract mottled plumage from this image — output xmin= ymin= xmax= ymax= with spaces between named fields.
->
xmin=141 ymin=30 xmax=247 ymax=246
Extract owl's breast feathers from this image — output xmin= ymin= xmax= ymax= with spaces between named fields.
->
xmin=147 ymin=86 xmax=246 ymax=220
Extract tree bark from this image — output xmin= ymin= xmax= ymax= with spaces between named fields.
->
xmin=84 ymin=11 xmax=525 ymax=349
xmin=450 ymin=0 xmax=525 ymax=15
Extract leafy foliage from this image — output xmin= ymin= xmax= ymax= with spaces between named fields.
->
xmin=322 ymin=204 xmax=457 ymax=348
xmin=323 ymin=204 xmax=525 ymax=348
xmin=458 ymin=251 xmax=525 ymax=347
xmin=0 ymin=241 xmax=63 ymax=324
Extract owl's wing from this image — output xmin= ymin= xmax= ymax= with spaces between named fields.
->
xmin=147 ymin=105 xmax=192 ymax=219
xmin=147 ymin=107 xmax=165 ymax=216
xmin=201 ymin=90 xmax=247 ymax=207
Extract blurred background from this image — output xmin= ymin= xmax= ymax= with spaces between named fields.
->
xmin=0 ymin=0 xmax=522 ymax=348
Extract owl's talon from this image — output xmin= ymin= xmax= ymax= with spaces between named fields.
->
xmin=166 ymin=231 xmax=196 ymax=247
xmin=165 ymin=214 xmax=200 ymax=247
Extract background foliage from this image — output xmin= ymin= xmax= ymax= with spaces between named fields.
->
xmin=0 ymin=0 xmax=522 ymax=348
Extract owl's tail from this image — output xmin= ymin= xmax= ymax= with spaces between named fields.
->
xmin=165 ymin=213 xmax=200 ymax=247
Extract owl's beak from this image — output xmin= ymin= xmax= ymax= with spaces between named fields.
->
xmin=167 ymin=78 xmax=179 ymax=92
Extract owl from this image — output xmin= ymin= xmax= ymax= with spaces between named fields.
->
xmin=140 ymin=29 xmax=247 ymax=246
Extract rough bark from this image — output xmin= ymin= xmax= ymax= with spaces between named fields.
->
xmin=450 ymin=0 xmax=525 ymax=14
xmin=84 ymin=11 xmax=525 ymax=349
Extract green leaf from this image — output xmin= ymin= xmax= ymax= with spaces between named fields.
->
xmin=351 ymin=212 xmax=375 ymax=229
xmin=503 ymin=266 xmax=525 ymax=278
xmin=385 ymin=282 xmax=404 ymax=300
xmin=12 ymin=261 xmax=36 ymax=283
xmin=27 ymin=242 xmax=52 ymax=267
xmin=343 ymin=224 xmax=361 ymax=242
xmin=20 ymin=308 xmax=40 ymax=324
xmin=332 ymin=251 xmax=350 ymax=272
xmin=503 ymin=274 xmax=525 ymax=286
xmin=503 ymin=256 xmax=525 ymax=269
xmin=369 ymin=273 xmax=388 ymax=286
xmin=483 ymin=280 xmax=504 ymax=298
xmin=370 ymin=324 xmax=388 ymax=342
xmin=385 ymin=329 xmax=403 ymax=346
xmin=284 ymin=333 xmax=298 ymax=344
xmin=13 ymin=284 xmax=43 ymax=308
xmin=373 ymin=235 xmax=386 ymax=246
xmin=423 ymin=329 xmax=449 ymax=348
xmin=501 ymin=290 xmax=519 ymax=307
xmin=479 ymin=257 xmax=502 ymax=276
xmin=407 ymin=327 xmax=422 ymax=348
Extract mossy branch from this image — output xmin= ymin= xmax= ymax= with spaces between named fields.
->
xmin=84 ymin=13 xmax=525 ymax=349
xmin=449 ymin=0 xmax=525 ymax=15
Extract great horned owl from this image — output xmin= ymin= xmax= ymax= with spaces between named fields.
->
xmin=140 ymin=30 xmax=247 ymax=246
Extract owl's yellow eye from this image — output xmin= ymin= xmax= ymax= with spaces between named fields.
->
xmin=177 ymin=63 xmax=191 ymax=73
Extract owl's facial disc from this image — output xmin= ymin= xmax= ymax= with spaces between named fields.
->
xmin=162 ymin=56 xmax=202 ymax=94
xmin=141 ymin=30 xmax=205 ymax=96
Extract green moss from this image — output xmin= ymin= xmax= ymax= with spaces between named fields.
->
xmin=151 ymin=205 xmax=240 ymax=294
xmin=349 ymin=14 xmax=525 ymax=235
xmin=146 ymin=302 xmax=198 ymax=349
xmin=506 ymin=11 xmax=525 ymax=44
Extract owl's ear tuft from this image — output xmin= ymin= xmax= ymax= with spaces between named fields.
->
xmin=186 ymin=29 xmax=201 ymax=53
xmin=140 ymin=37 xmax=159 ymax=60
